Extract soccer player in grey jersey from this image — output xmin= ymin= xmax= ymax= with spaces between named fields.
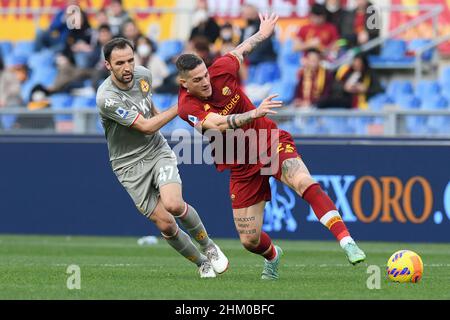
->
xmin=96 ymin=38 xmax=228 ymax=278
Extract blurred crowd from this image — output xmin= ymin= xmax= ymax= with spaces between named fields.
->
xmin=0 ymin=0 xmax=383 ymax=129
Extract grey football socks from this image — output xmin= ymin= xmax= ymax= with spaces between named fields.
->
xmin=176 ymin=204 xmax=214 ymax=249
xmin=161 ymin=226 xmax=208 ymax=267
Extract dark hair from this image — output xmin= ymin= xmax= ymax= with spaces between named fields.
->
xmin=103 ymin=37 xmax=134 ymax=61
xmin=311 ymin=3 xmax=327 ymax=16
xmin=98 ymin=23 xmax=111 ymax=32
xmin=176 ymin=54 xmax=204 ymax=75
xmin=304 ymin=48 xmax=322 ymax=57
xmin=353 ymin=53 xmax=369 ymax=72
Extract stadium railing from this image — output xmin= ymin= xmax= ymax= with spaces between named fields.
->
xmin=1 ymin=108 xmax=449 ymax=137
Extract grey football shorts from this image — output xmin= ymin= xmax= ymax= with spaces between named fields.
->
xmin=114 ymin=150 xmax=182 ymax=217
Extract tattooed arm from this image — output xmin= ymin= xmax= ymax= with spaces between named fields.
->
xmin=201 ymin=94 xmax=282 ymax=132
xmin=229 ymin=13 xmax=279 ymax=65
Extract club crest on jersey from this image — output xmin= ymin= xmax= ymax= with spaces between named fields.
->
xmin=139 ymin=79 xmax=150 ymax=94
xmin=188 ymin=115 xmax=199 ymax=126
xmin=222 ymin=86 xmax=232 ymax=96
xmin=115 ymin=107 xmax=129 ymax=119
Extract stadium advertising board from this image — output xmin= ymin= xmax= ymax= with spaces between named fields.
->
xmin=0 ymin=138 xmax=448 ymax=242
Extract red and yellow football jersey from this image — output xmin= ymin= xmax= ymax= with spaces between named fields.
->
xmin=178 ymin=53 xmax=279 ymax=178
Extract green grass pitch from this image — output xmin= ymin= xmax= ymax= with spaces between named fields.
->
xmin=1 ymin=234 xmax=449 ymax=300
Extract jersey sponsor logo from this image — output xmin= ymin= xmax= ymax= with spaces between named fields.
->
xmin=222 ymin=86 xmax=232 ymax=96
xmin=115 ymin=107 xmax=129 ymax=119
xmin=219 ymin=93 xmax=240 ymax=116
xmin=105 ymin=98 xmax=116 ymax=107
xmin=204 ymin=104 xmax=211 ymax=111
xmin=138 ymin=99 xmax=150 ymax=114
xmin=188 ymin=115 xmax=199 ymax=126
xmin=139 ymin=79 xmax=150 ymax=94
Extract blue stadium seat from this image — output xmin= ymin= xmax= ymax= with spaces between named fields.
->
xmin=415 ymin=80 xmax=440 ymax=101
xmin=270 ymin=81 xmax=296 ymax=105
xmin=27 ymin=49 xmax=55 ymax=70
xmin=368 ymin=93 xmax=394 ymax=111
xmin=152 ymin=93 xmax=177 ymax=111
xmin=421 ymin=96 xmax=450 ymax=134
xmin=29 ymin=66 xmax=58 ymax=87
xmin=0 ymin=41 xmax=12 ymax=58
xmin=396 ymin=94 xmax=421 ymax=109
xmin=395 ymin=95 xmax=425 ymax=134
xmin=407 ymin=39 xmax=434 ymax=61
xmin=1 ymin=115 xmax=18 ymax=130
xmin=50 ymin=93 xmax=74 ymax=122
xmin=386 ymin=80 xmax=413 ymax=99
xmin=71 ymin=95 xmax=97 ymax=109
xmin=420 ymin=95 xmax=448 ymax=110
xmin=252 ymin=61 xmax=280 ymax=85
xmin=369 ymin=39 xmax=414 ymax=68
xmin=440 ymin=66 xmax=450 ymax=85
xmin=157 ymin=40 xmax=184 ymax=62
xmin=12 ymin=41 xmax=35 ymax=59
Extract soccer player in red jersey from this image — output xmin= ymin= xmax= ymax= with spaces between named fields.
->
xmin=176 ymin=13 xmax=366 ymax=280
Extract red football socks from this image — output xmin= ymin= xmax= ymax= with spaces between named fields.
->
xmin=302 ymin=183 xmax=350 ymax=242
xmin=248 ymin=231 xmax=277 ymax=261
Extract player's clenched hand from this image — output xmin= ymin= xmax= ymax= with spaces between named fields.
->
xmin=258 ymin=13 xmax=279 ymax=40
xmin=253 ymin=94 xmax=283 ymax=119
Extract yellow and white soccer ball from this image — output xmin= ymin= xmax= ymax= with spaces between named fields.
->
xmin=386 ymin=250 xmax=423 ymax=283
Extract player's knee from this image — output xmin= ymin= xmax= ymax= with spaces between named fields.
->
xmin=159 ymin=219 xmax=178 ymax=237
xmin=294 ymin=174 xmax=315 ymax=195
xmin=240 ymin=236 xmax=260 ymax=251
xmin=162 ymin=197 xmax=185 ymax=216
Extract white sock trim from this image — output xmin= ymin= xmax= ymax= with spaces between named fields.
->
xmin=339 ymin=236 xmax=354 ymax=249
xmin=319 ymin=210 xmax=340 ymax=225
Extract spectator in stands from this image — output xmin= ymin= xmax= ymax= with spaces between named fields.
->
xmin=213 ymin=22 xmax=248 ymax=82
xmin=46 ymin=53 xmax=92 ymax=94
xmin=34 ymin=0 xmax=79 ymax=52
xmin=340 ymin=0 xmax=380 ymax=53
xmin=90 ymin=24 xmax=113 ymax=90
xmin=188 ymin=35 xmax=217 ymax=68
xmin=293 ymin=48 xmax=333 ymax=108
xmin=107 ymin=0 xmax=130 ymax=37
xmin=0 ymin=55 xmax=27 ymax=108
xmin=240 ymin=4 xmax=277 ymax=66
xmin=189 ymin=0 xmax=220 ymax=45
xmin=325 ymin=0 xmax=347 ymax=36
xmin=62 ymin=9 xmax=93 ymax=69
xmin=120 ymin=19 xmax=142 ymax=46
xmin=14 ymin=84 xmax=54 ymax=130
xmin=317 ymin=53 xmax=383 ymax=109
xmin=293 ymin=3 xmax=340 ymax=60
xmin=213 ymin=22 xmax=240 ymax=55
xmin=135 ymin=35 xmax=172 ymax=91
xmin=90 ymin=9 xmax=109 ymax=45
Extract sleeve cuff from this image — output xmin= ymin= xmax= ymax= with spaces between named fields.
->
xmin=130 ymin=113 xmax=141 ymax=127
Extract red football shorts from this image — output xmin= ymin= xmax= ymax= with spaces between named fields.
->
xmin=229 ymin=130 xmax=300 ymax=209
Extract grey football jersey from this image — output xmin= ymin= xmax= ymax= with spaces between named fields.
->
xmin=96 ymin=66 xmax=170 ymax=170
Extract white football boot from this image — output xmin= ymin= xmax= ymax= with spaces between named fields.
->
xmin=198 ymin=260 xmax=216 ymax=278
xmin=204 ymin=243 xmax=229 ymax=274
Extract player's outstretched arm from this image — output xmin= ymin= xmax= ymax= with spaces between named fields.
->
xmin=131 ymin=103 xmax=178 ymax=134
xmin=230 ymin=12 xmax=279 ymax=65
xmin=201 ymin=94 xmax=282 ymax=132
